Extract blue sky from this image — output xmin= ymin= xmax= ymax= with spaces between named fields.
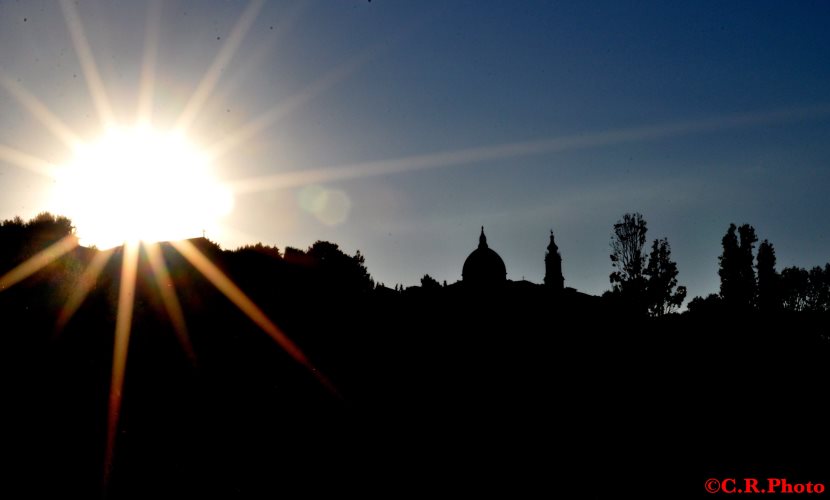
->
xmin=0 ymin=0 xmax=828 ymax=301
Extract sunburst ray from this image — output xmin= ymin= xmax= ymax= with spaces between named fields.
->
xmin=0 ymin=75 xmax=81 ymax=149
xmin=104 ymin=241 xmax=140 ymax=489
xmin=144 ymin=242 xmax=196 ymax=365
xmin=136 ymin=0 xmax=163 ymax=125
xmin=229 ymin=103 xmax=830 ymax=194
xmin=59 ymin=0 xmax=115 ymax=127
xmin=175 ymin=0 xmax=264 ymax=133
xmin=55 ymin=248 xmax=113 ymax=333
xmin=0 ymin=235 xmax=78 ymax=291
xmin=207 ymin=45 xmax=382 ymax=161
xmin=170 ymin=239 xmax=337 ymax=395
xmin=0 ymin=144 xmax=58 ymax=177
xmin=204 ymin=1 xmax=420 ymax=162
xmin=205 ymin=0 xmax=309 ymax=110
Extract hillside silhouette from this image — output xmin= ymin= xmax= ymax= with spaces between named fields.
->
xmin=1 ymin=212 xmax=829 ymax=497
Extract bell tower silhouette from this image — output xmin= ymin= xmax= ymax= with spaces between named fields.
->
xmin=544 ymin=230 xmax=564 ymax=291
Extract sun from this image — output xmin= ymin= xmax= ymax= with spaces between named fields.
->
xmin=52 ymin=125 xmax=234 ymax=249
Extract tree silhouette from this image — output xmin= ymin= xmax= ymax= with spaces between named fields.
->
xmin=609 ymin=213 xmax=648 ymax=305
xmin=609 ymin=213 xmax=686 ymax=316
xmin=777 ymin=264 xmax=830 ymax=312
xmin=719 ymin=223 xmax=757 ymax=310
xmin=686 ymin=293 xmax=723 ymax=314
xmin=718 ymin=224 xmax=740 ymax=308
xmin=811 ymin=264 xmax=830 ymax=312
xmin=780 ymin=266 xmax=809 ymax=311
xmin=420 ymin=274 xmax=441 ymax=290
xmin=235 ymin=242 xmax=281 ymax=259
xmin=283 ymin=246 xmax=313 ymax=267
xmin=306 ymin=241 xmax=374 ymax=292
xmin=644 ymin=238 xmax=686 ymax=316
xmin=0 ymin=212 xmax=75 ymax=271
xmin=737 ymin=224 xmax=758 ymax=308
xmin=756 ymin=239 xmax=780 ymax=313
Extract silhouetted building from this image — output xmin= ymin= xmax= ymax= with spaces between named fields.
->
xmin=544 ymin=230 xmax=564 ymax=291
xmin=462 ymin=227 xmax=507 ymax=287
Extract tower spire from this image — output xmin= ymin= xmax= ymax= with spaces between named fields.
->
xmin=545 ymin=229 xmax=564 ymax=290
xmin=547 ymin=229 xmax=558 ymax=252
xmin=479 ymin=226 xmax=488 ymax=248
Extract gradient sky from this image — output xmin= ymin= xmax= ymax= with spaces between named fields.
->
xmin=0 ymin=0 xmax=828 ymax=302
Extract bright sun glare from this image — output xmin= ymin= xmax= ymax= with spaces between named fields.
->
xmin=53 ymin=126 xmax=234 ymax=249
xmin=0 ymin=2 xmax=345 ymax=491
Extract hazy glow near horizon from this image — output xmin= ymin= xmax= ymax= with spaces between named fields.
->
xmin=52 ymin=126 xmax=233 ymax=249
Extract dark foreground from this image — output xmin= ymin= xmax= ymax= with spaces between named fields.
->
xmin=2 ymin=243 xmax=829 ymax=498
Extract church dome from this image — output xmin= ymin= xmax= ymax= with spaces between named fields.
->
xmin=462 ymin=227 xmax=507 ymax=285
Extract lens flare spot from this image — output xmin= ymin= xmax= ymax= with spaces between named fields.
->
xmin=297 ymin=184 xmax=351 ymax=226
